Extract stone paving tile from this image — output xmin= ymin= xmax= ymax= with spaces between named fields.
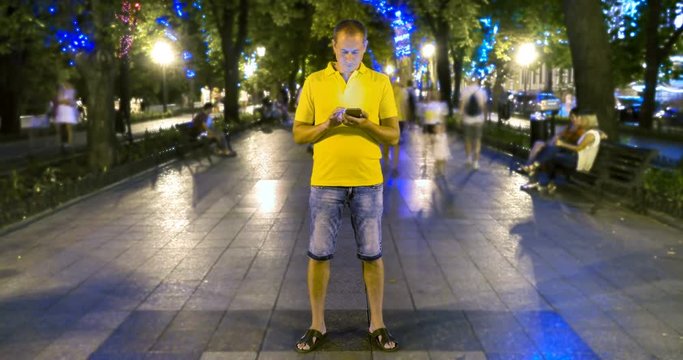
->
xmin=200 ymin=352 xmax=257 ymax=360
xmin=1 ymin=129 xmax=682 ymax=359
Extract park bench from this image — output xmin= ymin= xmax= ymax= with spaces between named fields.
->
xmin=568 ymin=141 xmax=658 ymax=213
xmin=174 ymin=121 xmax=214 ymax=164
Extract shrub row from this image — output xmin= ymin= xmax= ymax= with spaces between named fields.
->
xmin=0 ymin=114 xmax=264 ymax=229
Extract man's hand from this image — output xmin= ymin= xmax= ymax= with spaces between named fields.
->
xmin=342 ymin=109 xmax=368 ymax=127
xmin=328 ymin=107 xmax=345 ymax=129
xmin=293 ymin=107 xmax=344 ymax=144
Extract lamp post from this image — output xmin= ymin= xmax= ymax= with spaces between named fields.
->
xmin=515 ymin=43 xmax=538 ymax=93
xmin=151 ymin=40 xmax=174 ymax=113
xmin=421 ymin=43 xmax=436 ymax=93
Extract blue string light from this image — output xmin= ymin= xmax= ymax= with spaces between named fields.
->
xmin=52 ymin=20 xmax=95 ymax=55
xmin=605 ymin=0 xmax=646 ymax=39
xmin=468 ymin=17 xmax=498 ymax=80
xmin=173 ymin=0 xmax=188 ymax=19
xmin=156 ymin=16 xmax=171 ymax=27
xmin=360 ymin=0 xmax=415 ymax=58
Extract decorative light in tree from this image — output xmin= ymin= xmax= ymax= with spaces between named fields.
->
xmin=54 ymin=22 xmax=95 ymax=55
xmin=604 ymin=0 xmax=646 ymax=40
xmin=468 ymin=17 xmax=498 ymax=80
xmin=41 ymin=3 xmax=96 ymax=65
xmin=116 ymin=1 xmax=142 ymax=58
xmin=360 ymin=0 xmax=414 ymax=58
xmin=173 ymin=0 xmax=189 ymax=19
xmin=366 ymin=49 xmax=383 ymax=72
xmin=156 ymin=2 xmax=198 ymax=80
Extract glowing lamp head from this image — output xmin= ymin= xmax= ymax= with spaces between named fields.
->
xmin=151 ymin=40 xmax=174 ymax=66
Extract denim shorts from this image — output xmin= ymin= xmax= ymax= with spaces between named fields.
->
xmin=308 ymin=184 xmax=383 ymax=261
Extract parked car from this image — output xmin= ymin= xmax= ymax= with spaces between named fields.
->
xmin=509 ymin=91 xmax=561 ymax=116
xmin=616 ymin=95 xmax=642 ymax=123
xmin=654 ymin=106 xmax=683 ymax=128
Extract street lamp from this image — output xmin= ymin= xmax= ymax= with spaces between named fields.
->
xmin=256 ymin=46 xmax=266 ymax=57
xmin=151 ymin=40 xmax=175 ymax=112
xmin=421 ymin=42 xmax=436 ymax=94
xmin=384 ymin=64 xmax=395 ymax=77
xmin=515 ymin=42 xmax=538 ymax=92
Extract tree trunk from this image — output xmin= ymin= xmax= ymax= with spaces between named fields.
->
xmin=451 ymin=47 xmax=464 ymax=106
xmin=544 ymin=62 xmax=553 ymax=92
xmin=435 ymin=26 xmax=452 ymax=115
xmin=82 ymin=51 xmax=117 ymax=171
xmin=639 ymin=0 xmax=662 ymax=130
xmin=562 ymin=0 xmax=617 ymax=138
xmin=287 ymin=59 xmax=299 ymax=110
xmin=216 ymin=0 xmax=248 ymax=125
xmin=119 ymin=57 xmax=133 ymax=143
xmin=0 ymin=52 xmax=25 ymax=135
xmin=81 ymin=0 xmax=118 ymax=170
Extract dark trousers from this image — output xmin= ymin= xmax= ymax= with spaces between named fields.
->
xmin=534 ymin=146 xmax=577 ymax=185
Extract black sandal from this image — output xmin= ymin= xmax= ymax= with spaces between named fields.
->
xmin=369 ymin=327 xmax=399 ymax=352
xmin=294 ymin=329 xmax=325 ymax=353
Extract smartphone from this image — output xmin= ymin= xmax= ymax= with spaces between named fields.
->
xmin=345 ymin=108 xmax=364 ymax=118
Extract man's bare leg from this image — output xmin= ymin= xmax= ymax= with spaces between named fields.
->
xmin=363 ymin=258 xmax=396 ymax=350
xmin=298 ymin=258 xmax=330 ymax=351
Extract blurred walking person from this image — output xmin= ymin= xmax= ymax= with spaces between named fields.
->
xmin=432 ymin=122 xmax=451 ymax=176
xmin=422 ymin=90 xmax=448 ymax=175
xmin=382 ymin=79 xmax=407 ymax=176
xmin=459 ymin=80 xmax=487 ymax=170
xmin=54 ymin=82 xmax=79 ymax=153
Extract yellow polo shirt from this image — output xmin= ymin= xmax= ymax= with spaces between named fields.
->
xmin=295 ymin=62 xmax=397 ymax=186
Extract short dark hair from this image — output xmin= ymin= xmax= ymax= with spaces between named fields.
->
xmin=333 ymin=19 xmax=367 ymax=41
xmin=569 ymin=107 xmax=579 ymax=117
xmin=202 ymin=102 xmax=213 ymax=110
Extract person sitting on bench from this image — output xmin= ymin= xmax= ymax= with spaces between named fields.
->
xmin=521 ymin=112 xmax=605 ymax=193
xmin=520 ymin=107 xmax=585 ymax=172
xmin=191 ymin=102 xmax=236 ymax=157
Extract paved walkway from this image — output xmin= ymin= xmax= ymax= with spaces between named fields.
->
xmin=0 ymin=126 xmax=681 ymax=359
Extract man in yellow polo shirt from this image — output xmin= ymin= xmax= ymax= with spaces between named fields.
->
xmin=292 ymin=19 xmax=400 ymax=353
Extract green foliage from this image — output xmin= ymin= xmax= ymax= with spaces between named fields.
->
xmin=0 ymin=3 xmax=46 ymax=55
xmin=643 ymin=166 xmax=683 ymax=215
xmin=0 ymin=126 xmax=185 ymax=227
xmin=605 ymin=0 xmax=682 ymax=87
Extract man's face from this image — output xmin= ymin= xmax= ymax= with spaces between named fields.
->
xmin=333 ymin=32 xmax=366 ymax=74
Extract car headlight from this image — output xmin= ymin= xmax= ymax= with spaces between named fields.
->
xmin=654 ymin=110 xmax=665 ymax=118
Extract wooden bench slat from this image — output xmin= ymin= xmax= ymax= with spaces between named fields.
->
xmin=569 ymin=141 xmax=657 ymax=213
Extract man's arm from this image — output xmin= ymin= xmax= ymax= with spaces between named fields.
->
xmin=293 ymin=121 xmax=330 ymax=144
xmin=292 ymin=108 xmax=343 ymax=144
xmin=343 ymin=113 xmax=400 ymax=145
